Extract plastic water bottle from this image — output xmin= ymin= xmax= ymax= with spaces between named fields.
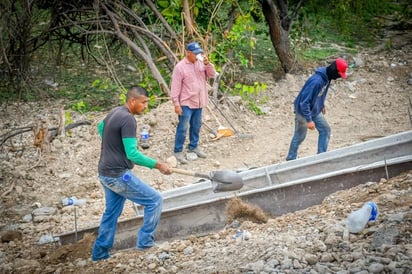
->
xmin=61 ymin=197 xmax=86 ymax=207
xmin=345 ymin=202 xmax=379 ymax=233
xmin=140 ymin=125 xmax=150 ymax=149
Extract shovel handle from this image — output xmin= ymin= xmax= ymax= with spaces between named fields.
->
xmin=170 ymin=168 xmax=210 ymax=180
xmin=206 ymin=105 xmax=223 ymax=128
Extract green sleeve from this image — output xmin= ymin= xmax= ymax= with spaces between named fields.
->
xmin=122 ymin=138 xmax=157 ymax=169
xmin=97 ymin=120 xmax=104 ymax=137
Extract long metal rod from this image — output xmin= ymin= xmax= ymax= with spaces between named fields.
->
xmin=384 ymin=157 xmax=389 ymax=180
xmin=74 ymin=207 xmax=78 ymax=242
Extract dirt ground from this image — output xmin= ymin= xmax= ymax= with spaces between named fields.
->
xmin=0 ymin=30 xmax=411 ymax=273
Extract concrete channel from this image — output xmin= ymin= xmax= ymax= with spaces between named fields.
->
xmin=57 ymin=131 xmax=412 ymax=250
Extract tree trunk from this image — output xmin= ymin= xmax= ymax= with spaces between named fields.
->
xmin=182 ymin=0 xmax=195 ymax=38
xmin=260 ymin=0 xmax=294 ymax=73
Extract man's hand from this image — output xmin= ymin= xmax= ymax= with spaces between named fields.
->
xmin=174 ymin=105 xmax=182 ymax=115
xmin=203 ymin=55 xmax=210 ymax=66
xmin=322 ymin=107 xmax=326 ymax=114
xmin=156 ymin=162 xmax=172 ymax=175
xmin=307 ymin=121 xmax=315 ymax=130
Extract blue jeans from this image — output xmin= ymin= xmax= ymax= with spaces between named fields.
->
xmin=174 ymin=106 xmax=202 ymax=152
xmin=91 ymin=170 xmax=163 ymax=261
xmin=286 ymin=112 xmax=331 ymax=161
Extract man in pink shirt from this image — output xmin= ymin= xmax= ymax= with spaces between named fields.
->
xmin=171 ymin=42 xmax=216 ymax=164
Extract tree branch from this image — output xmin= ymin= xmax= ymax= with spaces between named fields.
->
xmin=101 ymin=3 xmax=171 ymax=96
xmin=0 ymin=121 xmax=92 ymax=148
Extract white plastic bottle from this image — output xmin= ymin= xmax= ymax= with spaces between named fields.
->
xmin=196 ymin=53 xmax=204 ymax=62
xmin=345 ymin=202 xmax=379 ymax=233
xmin=61 ymin=196 xmax=86 ymax=207
xmin=140 ymin=125 xmax=150 ymax=149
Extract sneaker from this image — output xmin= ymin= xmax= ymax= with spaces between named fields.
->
xmin=188 ymin=147 xmax=207 ymax=158
xmin=174 ymin=152 xmax=188 ymax=164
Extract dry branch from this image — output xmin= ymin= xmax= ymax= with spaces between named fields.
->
xmin=1 ymin=121 xmax=92 ymax=148
xmin=2 ymin=182 xmax=15 ymax=197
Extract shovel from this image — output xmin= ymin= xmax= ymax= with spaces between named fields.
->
xmin=170 ymin=167 xmax=244 ymax=192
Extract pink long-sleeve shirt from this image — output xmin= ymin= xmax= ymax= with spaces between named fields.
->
xmin=170 ymin=57 xmax=216 ymax=109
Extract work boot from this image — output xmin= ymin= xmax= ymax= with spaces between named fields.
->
xmin=188 ymin=147 xmax=207 ymax=158
xmin=174 ymin=152 xmax=188 ymax=164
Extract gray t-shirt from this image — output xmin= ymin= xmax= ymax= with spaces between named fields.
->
xmin=98 ymin=106 xmax=136 ymax=177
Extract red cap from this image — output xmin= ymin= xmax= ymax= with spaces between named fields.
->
xmin=336 ymin=58 xmax=348 ymax=79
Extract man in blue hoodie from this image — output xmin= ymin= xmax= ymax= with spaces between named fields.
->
xmin=286 ymin=58 xmax=348 ymax=161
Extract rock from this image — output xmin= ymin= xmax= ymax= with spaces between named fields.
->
xmin=353 ymin=57 xmax=364 ymax=67
xmin=38 ymin=235 xmax=60 ymax=244
xmin=32 ymin=207 xmax=57 ymax=216
xmin=280 ymin=258 xmax=293 ymax=269
xmin=13 ymin=258 xmax=41 ymax=271
xmin=229 ymin=96 xmax=242 ymax=105
xmin=320 ymin=252 xmax=335 ymax=263
xmin=368 ymin=263 xmax=384 ymax=273
xmin=324 ymin=233 xmax=340 ymax=246
xmin=0 ymin=231 xmax=22 ymax=243
xmin=305 ymin=254 xmax=318 ymax=265
xmin=371 ymin=226 xmax=399 ymax=250
xmin=186 ymin=152 xmax=197 ymax=161
xmin=158 ymin=252 xmax=170 ymax=260
xmin=166 ymin=155 xmax=177 ymax=167
xmin=22 ymin=214 xmax=32 ymax=222
xmin=183 ymin=246 xmax=194 ymax=255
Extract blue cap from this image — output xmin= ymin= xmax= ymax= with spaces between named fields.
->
xmin=367 ymin=202 xmax=379 ymax=221
xmin=187 ymin=42 xmax=203 ymax=54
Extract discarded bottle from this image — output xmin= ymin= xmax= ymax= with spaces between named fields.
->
xmin=140 ymin=125 xmax=150 ymax=149
xmin=61 ymin=197 xmax=86 ymax=207
xmin=38 ymin=235 xmax=60 ymax=245
xmin=346 ymin=201 xmax=379 ymax=233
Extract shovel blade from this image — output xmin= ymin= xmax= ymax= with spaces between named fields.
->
xmin=210 ymin=170 xmax=244 ymax=192
xmin=213 ymin=181 xmax=244 ymax=192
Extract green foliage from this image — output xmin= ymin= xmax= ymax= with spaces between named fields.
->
xmin=385 ymin=39 xmax=393 ymax=50
xmin=65 ymin=111 xmax=74 ymax=125
xmin=119 ymin=93 xmax=127 ymax=106
xmin=300 ymin=48 xmax=340 ymax=61
xmin=71 ymin=100 xmax=87 ymax=113
xmin=248 ymin=101 xmax=264 ymax=116
xmin=64 ymin=77 xmax=124 ymax=113
xmin=232 ymin=81 xmax=268 ymax=115
xmin=215 ymin=14 xmax=258 ymax=68
xmin=298 ymin=0 xmax=403 ymax=46
xmin=158 ymin=0 xmax=182 ymax=25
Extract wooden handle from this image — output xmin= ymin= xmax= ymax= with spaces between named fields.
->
xmin=206 ymin=105 xmax=223 ymax=127
xmin=170 ymin=167 xmax=210 ymax=180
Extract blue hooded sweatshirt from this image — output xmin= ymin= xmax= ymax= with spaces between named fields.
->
xmin=294 ymin=67 xmax=331 ymax=122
